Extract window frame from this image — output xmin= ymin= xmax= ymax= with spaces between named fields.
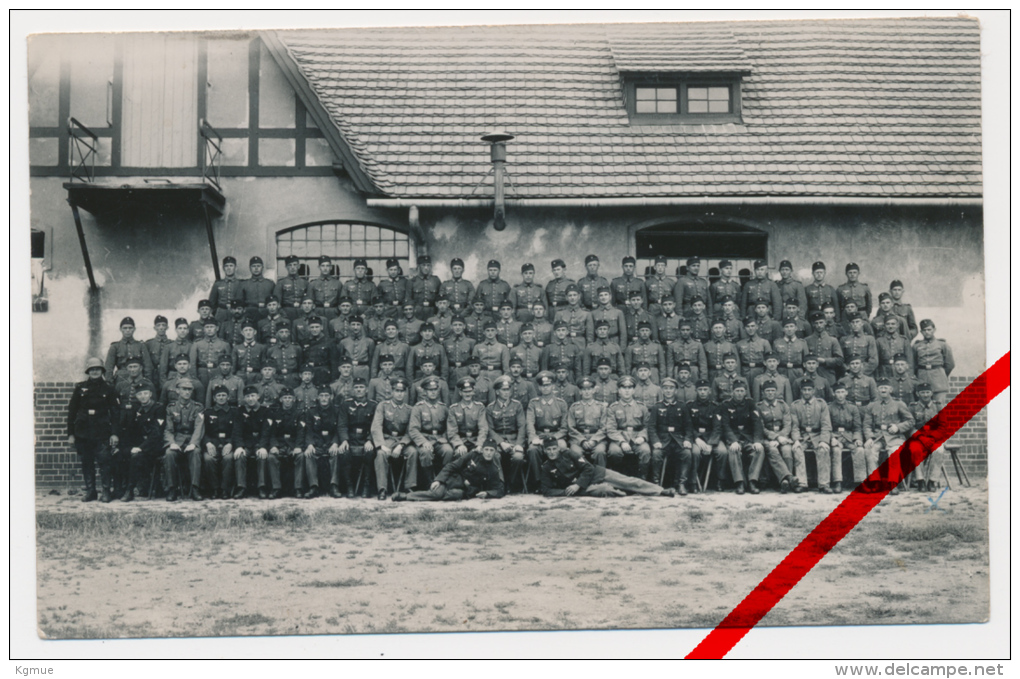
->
xmin=624 ymin=75 xmax=743 ymax=124
xmin=275 ymin=220 xmax=414 ymax=281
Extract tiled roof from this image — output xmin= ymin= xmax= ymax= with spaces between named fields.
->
xmin=273 ymin=17 xmax=982 ymax=199
xmin=607 ymin=24 xmax=752 ymax=73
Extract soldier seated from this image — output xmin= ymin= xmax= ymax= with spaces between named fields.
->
xmin=117 ymin=379 xmax=163 ymax=502
xmin=566 ymin=377 xmax=608 ymax=467
xmin=392 ymin=437 xmax=504 ymax=502
xmin=719 ymin=380 xmax=765 ymax=495
xmin=202 ymin=384 xmax=241 ymax=499
xmin=301 ymin=386 xmax=341 ymax=498
xmin=337 ymin=378 xmax=377 ymax=498
xmin=605 ymin=376 xmax=653 ymax=480
xmin=265 ymin=386 xmax=304 ymax=498
xmin=648 ymin=378 xmax=693 ymax=494
xmin=757 ymin=380 xmax=802 ymax=493
xmin=232 ymin=385 xmax=271 ymax=499
xmin=540 ymin=437 xmax=675 ymax=498
xmin=371 ymin=377 xmax=417 ymax=500
xmin=907 ymin=383 xmax=950 ymax=493
xmin=163 ymin=379 xmax=205 ymax=502
xmin=829 ymin=382 xmax=866 ymax=492
xmin=791 ymin=380 xmax=835 ymax=494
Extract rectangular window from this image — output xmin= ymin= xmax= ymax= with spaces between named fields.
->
xmin=626 ymin=78 xmax=740 ymax=123
xmin=635 ymin=87 xmax=677 ymax=114
xmin=688 ymin=86 xmax=731 ymax=114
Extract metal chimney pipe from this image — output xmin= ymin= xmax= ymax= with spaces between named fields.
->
xmin=481 ymin=131 xmax=514 ymax=231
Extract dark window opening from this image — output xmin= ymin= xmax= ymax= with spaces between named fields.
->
xmin=276 ymin=221 xmax=411 ymax=280
xmin=31 ymin=229 xmax=46 ymax=258
xmin=636 ymin=221 xmax=766 ymax=284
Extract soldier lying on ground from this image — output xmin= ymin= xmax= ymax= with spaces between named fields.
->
xmin=539 ymin=436 xmax=676 ymax=498
xmin=391 ymin=437 xmax=504 ymax=501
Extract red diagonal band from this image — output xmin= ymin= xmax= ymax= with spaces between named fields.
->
xmin=686 ymin=352 xmax=1010 ymax=660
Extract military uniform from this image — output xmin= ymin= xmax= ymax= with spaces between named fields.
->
xmin=210 ymin=274 xmax=244 ymax=322
xmin=795 ymin=372 xmax=833 ymax=402
xmin=302 ymin=402 xmax=341 ymax=494
xmin=750 ymin=315 xmax=784 ymax=345
xmin=473 ymin=339 xmax=510 ymax=383
xmin=837 ymin=281 xmax=872 ymax=322
xmin=719 ymin=397 xmax=765 ymax=490
xmin=907 ymin=399 xmax=949 ymax=487
xmin=741 ymin=277 xmax=782 ymax=318
xmin=234 ymin=404 xmax=273 ymax=495
xmin=871 ymin=308 xmax=910 ymax=338
xmin=623 ymin=308 xmax=659 ymax=344
xmin=840 ymin=332 xmax=879 ymax=377
xmin=545 ymin=276 xmax=576 ymax=311
xmin=687 ymin=396 xmax=725 ymax=483
xmin=805 ymin=281 xmax=840 ymax=316
xmin=487 ymin=396 xmax=527 ymax=485
xmin=189 ymin=314 xmax=217 ymax=343
xmin=806 ymin=331 xmax=843 ymax=386
xmin=160 ymin=338 xmax=194 ymax=381
xmin=892 ymin=300 xmax=918 ymax=338
xmin=411 ymin=374 xmax=449 ymax=405
xmin=266 ymin=402 xmax=305 ymax=495
xmin=736 ymin=336 xmax=772 ymax=386
xmin=444 ymin=334 xmax=475 ymax=383
xmin=790 ymin=396 xmax=834 ymax=490
xmin=591 ymin=304 xmax=627 ymax=347
xmin=473 ymin=277 xmax=512 ymax=317
xmin=503 ymin=375 xmax=537 ymax=406
xmin=410 ymin=340 xmax=449 ymax=382
xmin=583 ymin=339 xmax=625 ymax=378
xmin=164 ymin=398 xmax=205 ymax=497
xmin=541 ymin=338 xmax=581 ymax=382
xmin=309 ymin=275 xmax=342 ymax=320
xmin=342 ymin=277 xmax=378 ymax=318
xmin=220 ymin=312 xmax=248 ymax=349
xmin=411 ymin=270 xmax=442 ymax=320
xmin=118 ymin=397 xmax=165 ymax=499
xmin=329 ymin=374 xmax=356 ymax=404
xmin=876 ymin=332 xmax=914 ymax=379
xmin=675 ymin=273 xmax=710 ymax=314
xmin=526 ymin=394 xmax=569 ymax=481
xmin=863 ymin=396 xmax=915 ymax=485
xmin=611 ymin=274 xmax=646 ymax=309
xmin=645 ymin=273 xmax=675 ymax=317
xmin=592 ymin=374 xmax=618 ymax=404
xmin=838 ymin=372 xmax=878 ymax=409
xmin=68 ymin=374 xmax=120 ymax=499
xmin=566 ymin=398 xmax=608 ymax=466
xmin=888 ymin=371 xmax=917 ymax=404
xmin=752 ymin=369 xmax=793 ymax=404
xmin=202 ymin=403 xmax=242 ymax=497
xmin=339 ymin=333 xmax=375 ymax=382
xmin=674 ymin=378 xmax=698 ymax=405
xmin=776 ymin=277 xmax=808 ymax=318
xmin=494 ymin=318 xmax=522 ymax=348
xmin=254 ymin=377 xmax=284 ymax=409
xmin=267 ymin=340 xmax=302 ymax=387
xmin=372 ymin=339 xmax=411 ymax=380
xmin=440 ymin=277 xmax=474 ymax=315
xmin=666 ymin=338 xmax=708 ymax=383
xmin=828 ymin=399 xmax=865 ymax=487
xmin=648 ymin=398 xmax=692 ymax=489
xmin=293 ymin=381 xmax=320 ymax=413
xmin=912 ymin=336 xmax=955 ymax=402
xmin=426 ymin=309 xmax=455 ymax=342
xmin=144 ymin=335 xmax=173 ymax=390
xmin=625 ymin=339 xmax=665 ymax=383
xmin=758 ymin=397 xmax=803 ymax=489
xmin=773 ymin=335 xmax=809 ymax=382
xmin=401 ymin=450 xmax=504 ymax=501
xmin=712 ymin=370 xmax=744 ymax=404
xmin=241 ymin=274 xmax=276 ymax=321
xmin=655 ymin=310 xmax=684 ymax=347
xmin=377 ymin=274 xmax=411 ymax=319
xmin=632 ymin=377 xmax=662 ymax=409
xmin=511 ymin=342 xmax=543 ymax=380
xmin=604 ymin=399 xmax=652 ymax=478
xmin=577 ymin=273 xmax=610 ymax=310
xmin=408 ymin=397 xmax=454 ymax=481
xmin=191 ymin=334 xmax=233 ymax=388
xmin=397 ymin=315 xmax=423 ymax=347
xmin=161 ymin=372 xmax=206 ymax=408
xmin=274 ymin=273 xmax=308 ymax=320
xmin=300 ymin=334 xmax=334 ymax=386
xmin=105 ymin=338 xmax=154 ymax=383
xmin=510 ymin=281 xmax=545 ymax=322
xmin=531 ymin=318 xmax=554 ymax=348
xmin=258 ymin=313 xmax=292 ymax=347
xmin=554 ymin=304 xmax=594 ymax=350
xmin=709 ymin=277 xmax=741 ymax=315
xmin=231 ymin=340 xmax=266 ymax=385
xmin=703 ymin=338 xmax=738 ymax=383
xmin=371 ymin=398 xmax=417 ymax=493
xmin=338 ymin=396 xmax=378 ymax=496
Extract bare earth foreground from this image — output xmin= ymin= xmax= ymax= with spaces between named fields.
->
xmin=35 ymin=483 xmax=989 ymax=640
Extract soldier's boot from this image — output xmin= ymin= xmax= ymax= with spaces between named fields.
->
xmin=190 ymin=487 xmax=203 ymax=501
xmin=328 ymin=484 xmax=341 ymax=499
xmin=82 ymin=489 xmax=98 ymax=503
xmin=120 ymin=488 xmax=134 ymax=502
xmin=735 ymin=480 xmax=746 ymax=495
xmin=341 ymin=464 xmax=355 ymax=499
xmin=780 ymin=476 xmax=791 ymax=494
xmin=305 ymin=486 xmax=320 ymax=499
xmin=748 ymin=480 xmax=760 ymax=494
xmin=360 ymin=459 xmax=372 ymax=498
xmin=100 ymin=488 xmax=113 ymax=503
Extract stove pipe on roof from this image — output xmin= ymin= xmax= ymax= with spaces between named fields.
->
xmin=480 ymin=131 xmax=514 ymax=231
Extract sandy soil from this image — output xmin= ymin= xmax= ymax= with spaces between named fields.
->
xmin=35 ymin=483 xmax=989 ymax=639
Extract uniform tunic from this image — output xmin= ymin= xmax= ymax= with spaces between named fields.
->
xmin=703 ymin=338 xmax=738 ymax=380
xmin=776 ymin=277 xmax=808 ymax=318
xmin=583 ymin=340 xmax=625 ymax=378
xmin=231 ymin=341 xmax=266 ymax=383
xmin=328 ymin=313 xmax=355 ymax=342
xmin=338 ymin=398 xmax=378 ymax=447
xmin=751 ymin=370 xmax=793 ymax=404
xmin=591 ymin=305 xmax=627 ymax=347
xmin=273 ymin=274 xmax=308 ymax=314
xmin=773 ymin=336 xmax=809 ymax=381
xmin=623 ymin=308 xmax=659 ymax=344
xmin=342 ymin=277 xmax=378 ymax=317
xmin=258 ymin=313 xmax=291 ymax=347
xmin=411 ymin=272 xmax=442 ymax=319
xmin=440 ymin=278 xmax=474 ymax=314
xmin=592 ymin=376 xmax=618 ymax=404
xmin=709 ymin=277 xmax=741 ymax=314
xmin=554 ymin=305 xmax=594 ymax=350
xmin=541 ymin=339 xmax=581 ymax=381
xmin=876 ymin=331 xmax=914 ymax=378
xmin=68 ymin=377 xmax=120 ymax=440
xmin=370 ymin=400 xmax=413 ymax=448
xmin=426 ymin=310 xmax=455 ymax=341
xmin=487 ymin=398 xmax=526 ymax=448
xmin=472 ymin=340 xmax=510 ymax=378
xmin=741 ymin=277 xmax=783 ymax=318
xmin=736 ymin=336 xmax=772 ymax=384
xmin=527 ymin=396 xmax=569 ymax=441
xmin=267 ymin=405 xmax=305 ymax=453
xmin=495 ymin=319 xmax=522 ymax=348
xmin=912 ymin=337 xmax=955 ymax=394
xmin=220 ymin=315 xmax=248 ymax=349
xmin=164 ymin=399 xmax=205 ymax=448
xmin=625 ymin=339 xmax=665 ymax=383
xmin=611 ymin=275 xmax=646 ymax=308
xmin=805 ymin=282 xmax=840 ymax=315
xmin=300 ymin=335 xmax=334 ymax=385
xmin=837 ymin=372 xmax=878 ymax=408
xmin=203 ymin=404 xmax=242 ymax=450
xmin=675 ymin=273 xmax=711 ymax=313
xmin=397 ymin=316 xmax=423 ymax=347
xmin=210 ymin=274 xmax=243 ymax=316
xmin=241 ymin=275 xmax=276 ymax=317
xmin=645 ymin=274 xmax=675 ymax=316
xmin=666 ymin=338 xmax=708 ymax=383
xmin=863 ymin=397 xmax=914 ymax=445
xmin=105 ymin=339 xmax=154 ymax=381
xmin=204 ymin=373 xmax=245 ymax=408
xmin=509 ymin=282 xmax=545 ymax=322
xmin=409 ymin=400 xmax=451 ymax=444
xmin=443 ymin=335 xmax=476 ymax=381
xmin=805 ymin=331 xmax=844 ymax=385
xmin=567 ymin=399 xmax=607 ymax=448
xmin=794 ymin=372 xmax=833 ymax=402
xmin=372 ymin=339 xmax=411 ymax=379
xmin=687 ymin=399 xmax=722 ymax=445
xmin=504 ymin=376 xmax=537 ymax=406
xmin=267 ymin=341 xmax=302 ymax=384
xmin=871 ymin=309 xmax=910 ymax=338
xmin=840 ymin=332 xmax=879 ymax=377
xmin=308 ymin=275 xmax=342 ymax=314
xmin=410 ymin=340 xmax=449 ymax=381
xmin=473 ymin=278 xmax=512 ymax=315
xmin=577 ymin=274 xmax=611 ymax=310
xmin=888 ymin=372 xmax=918 ymax=404
xmin=339 ymin=334 xmax=375 ymax=381
xmin=545 ymin=276 xmax=576 ymax=310
xmin=553 ymin=380 xmax=580 ymax=405
xmin=836 ymin=281 xmax=873 ymax=321
xmin=604 ymin=400 xmax=649 ymax=444
xmin=447 ymin=400 xmax=489 ymax=451
xmin=377 ymin=276 xmax=411 ymax=317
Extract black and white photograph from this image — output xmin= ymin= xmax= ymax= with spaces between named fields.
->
xmin=12 ymin=9 xmax=1009 ymax=663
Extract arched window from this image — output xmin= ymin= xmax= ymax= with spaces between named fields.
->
xmin=276 ymin=221 xmax=413 ymax=279
xmin=635 ymin=219 xmax=767 ymax=283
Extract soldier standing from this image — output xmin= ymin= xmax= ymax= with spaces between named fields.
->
xmin=472 ymin=321 xmax=510 ymax=384
xmin=871 ymin=292 xmax=910 ymax=337
xmin=231 ymin=320 xmax=266 ymax=386
xmin=189 ymin=300 xmax=217 ymax=342
xmin=578 ymin=255 xmax=610 ymax=310
xmin=838 ymin=355 xmax=879 ymax=409
xmin=775 ymin=260 xmax=807 ymax=319
xmin=837 ymin=263 xmax=872 ymax=323
xmin=740 ymin=259 xmax=782 ymax=319
xmin=343 ymin=258 xmax=378 ymax=319
xmin=191 ymin=318 xmax=232 ymax=388
xmin=591 ymin=358 xmax=619 ymax=404
xmin=494 ymin=301 xmax=522 ymax=348
xmin=210 ymin=255 xmax=243 ymax=323
xmin=267 ymin=325 xmax=302 ymax=388
xmin=888 ymin=280 xmax=918 ymax=339
xmin=666 ymin=320 xmax=708 ymax=383
xmin=274 ymin=255 xmax=308 ymax=320
xmin=473 ymin=259 xmax=512 ymax=319
xmin=645 ymin=255 xmax=675 ymax=318
xmin=757 ymin=380 xmax=802 ymax=492
xmin=372 ymin=320 xmax=411 ymax=380
xmin=162 ymin=318 xmax=195 ymax=382
xmin=591 ymin=286 xmax=627 ymax=348
xmin=397 ymin=301 xmax=423 ymax=346
xmin=410 ymin=322 xmax=448 ymax=382
xmin=144 ymin=315 xmax=173 ymax=393
xmin=105 ymin=316 xmax=154 ymax=383
xmin=654 ymin=297 xmax=683 ymax=347
xmin=510 ymin=263 xmax=544 ymax=323
xmin=584 ymin=320 xmax=625 ymax=378
xmin=502 ymin=357 xmax=538 ymax=405
xmin=339 ymin=316 xmax=375 ymax=383
xmin=300 ymin=317 xmax=333 ymax=387
xmin=675 ymin=256 xmax=711 ymax=315
xmin=806 ymin=311 xmax=844 ymax=386
xmin=737 ymin=318 xmax=772 ymax=387
xmin=220 ymin=301 xmax=249 ymax=349
xmin=541 ymin=320 xmax=581 ymax=382
xmin=447 ymin=377 xmax=489 ymax=461
xmin=704 ymin=320 xmax=738 ymax=383
xmin=443 ymin=316 xmax=475 ymax=383
xmin=876 ymin=316 xmax=914 ymax=379
xmin=611 ymin=256 xmax=646 ymax=309
xmin=309 ymin=256 xmax=342 ymax=321
xmin=545 ymin=258 xmax=575 ymax=312
xmin=773 ymin=320 xmax=809 ymax=383
xmin=912 ymin=320 xmax=955 ymax=406
xmin=426 ymin=294 xmax=455 ymax=342
xmin=554 ymin=284 xmax=594 ymax=351
xmin=840 ymin=313 xmax=880 ymax=377
xmin=888 ymin=354 xmax=918 ymax=404
xmin=790 ymin=380 xmax=835 ymax=493
xmin=709 ymin=260 xmax=741 ymax=316
xmin=377 ymin=258 xmax=411 ymax=320
xmin=241 ymin=256 xmax=276 ymax=322
xmin=805 ymin=261 xmax=840 ymax=317
xmin=257 ymin=297 xmax=291 ymax=347
xmin=440 ymin=257 xmax=474 ymax=316
xmin=410 ymin=255 xmax=441 ymax=320
xmin=67 ymin=358 xmax=121 ymax=502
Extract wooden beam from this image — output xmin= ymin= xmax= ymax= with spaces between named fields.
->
xmin=203 ymin=202 xmax=221 ymax=281
xmin=68 ymin=201 xmax=98 ymax=290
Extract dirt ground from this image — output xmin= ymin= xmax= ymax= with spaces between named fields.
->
xmin=35 ymin=482 xmax=989 ymax=639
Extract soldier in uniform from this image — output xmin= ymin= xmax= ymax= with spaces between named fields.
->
xmin=294 ymin=364 xmax=321 ymax=413
xmin=291 ymin=297 xmax=319 ymax=344
xmin=719 ymin=380 xmax=765 ymax=494
xmin=645 ymin=255 xmax=675 ymax=318
xmin=907 ymin=383 xmax=950 ymax=492
xmin=837 ymin=262 xmax=872 ymax=323
xmin=339 ymin=315 xmax=375 ymax=383
xmin=685 ymin=298 xmax=711 ymax=347
xmin=752 ymin=353 xmax=793 ymax=403
xmin=780 ymin=300 xmax=812 ymax=339
xmin=611 ymin=256 xmax=646 ymax=309
xmin=370 ymin=377 xmax=417 ymax=498
xmin=876 ymin=316 xmax=914 ymax=379
xmin=163 ymin=379 xmax=205 ymax=501
xmin=648 ymin=377 xmax=693 ymax=493
xmin=337 ymin=378 xmax=377 ymax=498
xmin=372 ymin=320 xmax=411 ymax=380
xmin=189 ymin=300 xmax=217 ymax=342
xmin=806 ymin=311 xmax=844 ymax=386
xmin=494 ymin=301 xmax=522 ymax=348
xmin=301 ymin=386 xmax=342 ymax=498
xmin=426 ymin=294 xmax=455 ymax=342
xmin=863 ymin=378 xmax=915 ymax=494
xmin=343 ymin=258 xmax=378 ymax=319
xmin=539 ymin=436 xmax=674 ymax=498
xmin=554 ymin=284 xmax=594 ymax=351
xmin=541 ymin=320 xmax=581 ymax=382
xmin=377 ymin=258 xmax=411 ymax=320
xmin=623 ymin=290 xmax=658 ymax=344
xmin=888 ymin=280 xmax=918 ymax=339
xmin=835 ymin=300 xmax=873 ymax=339
xmin=632 ymin=362 xmax=662 ymax=408
xmin=740 ymin=259 xmax=783 ymax=319
xmin=472 ymin=259 xmax=511 ymax=319
xmin=144 ymin=315 xmax=173 ymax=392
xmin=411 ymin=255 xmax=441 ymax=321
xmin=392 ymin=437 xmax=504 ymax=502
xmin=774 ymin=319 xmax=809 ymax=383
xmin=240 ymin=256 xmax=276 ymax=322
xmin=253 ymin=361 xmax=285 ymax=408
xmin=526 ymin=372 xmax=570 ymax=486
xmin=397 ymin=302 xmax=423 ymax=346
xmin=604 ymin=375 xmax=652 ymax=479
xmin=547 ymin=366 xmax=576 ymax=405
xmin=309 ymin=255 xmax=342 ymax=321
xmin=116 ymin=379 xmax=163 ymax=501
xmin=473 ymin=321 xmax=510 ymax=384
xmin=447 ymin=376 xmax=490 ymax=462
xmin=257 ymin=297 xmax=291 ymax=347
xmin=274 ymin=255 xmax=308 ymax=320
xmin=912 ymin=319 xmax=955 ymax=406
xmin=462 ymin=299 xmax=489 ymax=341
xmin=583 ymin=319 xmax=625 ymax=378
xmin=704 ymin=320 xmax=738 ymax=383
xmin=675 ymin=256 xmax=711 ymax=315
xmin=838 ymin=354 xmax=878 ymax=409
xmin=440 ymin=257 xmax=474 ymax=316
xmin=486 ymin=375 xmax=527 ymax=490
xmin=829 ymin=382 xmax=866 ymax=492
xmin=210 ymin=255 xmax=243 ymax=323
xmin=162 ymin=318 xmax=195 ymax=382
xmin=190 ymin=317 xmax=232 ymax=389
xmin=790 ymin=380 xmax=835 ymax=493
xmin=737 ymin=318 xmax=772 ymax=387
xmin=365 ymin=296 xmax=391 ymax=344
xmin=591 ymin=285 xmax=627 ymax=348
xmin=712 ymin=353 xmax=744 ymax=403
xmin=443 ymin=315 xmax=475 ymax=383
xmin=805 ymin=261 xmax=840 ymax=317
xmin=821 ymin=303 xmax=846 ymax=340
xmin=202 ymin=384 xmax=242 ymax=499
xmin=673 ymin=362 xmax=698 ymax=405
xmin=267 ymin=325 xmax=302 ymax=388
xmin=666 ymin=320 xmax=708 ymax=383
xmin=545 ymin=258 xmax=575 ymax=311
xmin=654 ymin=297 xmax=683 ymax=347
xmin=566 ymin=377 xmax=608 ymax=467
xmin=464 ymin=358 xmax=494 ymax=407
xmin=591 ymin=358 xmax=619 ymax=404
xmin=889 ymin=354 xmax=918 ymax=404
xmin=220 ymin=300 xmax=249 ymax=349
xmin=231 ymin=385 xmax=270 ymax=499
xmin=530 ymin=300 xmax=555 ymax=348
xmin=510 ymin=324 xmax=542 ymax=380
xmin=300 ymin=317 xmax=333 ymax=386
xmin=757 ymin=380 xmax=802 ymax=493
xmin=113 ymin=356 xmax=147 ymax=417
xmin=330 ymin=356 xmax=357 ymax=404
xmin=410 ymin=322 xmax=448 ymax=382
xmin=105 ymin=316 xmax=154 ymax=383
xmin=871 ymin=292 xmax=910 ymax=338
xmin=510 ymin=262 xmax=544 ymax=323
xmin=68 ymin=358 xmax=121 ymax=502
xmin=775 ymin=260 xmax=807 ymax=319
xmin=408 ymin=377 xmax=454 ymax=484
xmin=687 ymin=380 xmax=724 ymax=492
xmin=161 ymin=355 xmax=204 ymax=407
xmin=501 ymin=357 xmax=537 ymax=404
xmin=572 ymin=254 xmax=606 ymax=311
xmin=749 ymin=301 xmax=784 ymax=345
xmin=265 ymin=386 xmax=305 ymax=498
xmin=625 ymin=320 xmax=665 ymax=383
xmin=231 ymin=320 xmax=265 ymax=386
xmin=795 ymin=354 xmax=834 ymax=402
xmin=709 ymin=260 xmax=742 ymax=316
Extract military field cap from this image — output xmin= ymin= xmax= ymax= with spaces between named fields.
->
xmin=833 ymin=382 xmax=848 ymax=391
xmin=119 ymin=316 xmax=135 ymax=327
xmin=585 ymin=254 xmax=599 ymax=264
xmin=261 ymin=359 xmax=278 ymax=370
xmin=450 ymin=257 xmax=465 ymax=267
xmin=812 ymin=261 xmax=826 ymax=272
xmin=637 ymin=320 xmax=651 ymax=329
xmin=779 ymin=260 xmax=793 ymax=270
xmin=508 ymin=355 xmax=523 ymax=366
xmin=660 ymin=377 xmax=678 ymax=388
xmin=876 ymin=377 xmax=892 ymax=387
xmin=541 ymin=435 xmax=559 ymax=448
xmin=695 ymin=379 xmax=711 ymax=388
xmin=686 ymin=256 xmax=701 ymax=266
xmin=379 ymin=354 xmax=395 ymax=364
xmin=808 ymin=311 xmax=824 ymax=322
xmin=422 ymin=377 xmax=441 ymax=390
xmin=336 ymin=296 xmax=354 ymax=306
xmin=893 ymin=353 xmax=909 ymax=363
xmin=486 ymin=259 xmax=501 ymax=269
xmin=198 ymin=299 xmax=212 ymax=310
xmin=205 ymin=317 xmax=220 ymax=326
xmin=494 ymin=375 xmax=513 ymax=388
xmin=536 ymin=373 xmax=554 ymax=386
xmin=596 ymin=285 xmax=611 ymax=294
xmin=551 ymin=258 xmax=566 ymax=269
xmin=889 ymin=279 xmax=904 ymax=289
xmin=743 ymin=316 xmax=759 ymax=326
xmin=753 ymin=259 xmax=768 ymax=269
xmin=578 ymin=377 xmax=596 ymax=389
xmin=84 ymin=357 xmax=106 ymax=373
xmin=154 ymin=315 xmax=168 ymax=325
xmin=622 ymin=256 xmax=636 ymax=265
xmin=520 ymin=262 xmax=535 ymax=273
xmin=498 ymin=300 xmax=513 ymax=309
xmin=317 ymin=385 xmax=333 ymax=395
xmin=392 ymin=377 xmax=409 ymax=390
xmin=628 ymin=289 xmax=646 ymax=299
xmin=845 ymin=262 xmax=860 ymax=273
xmin=313 ymin=256 xmax=330 ymax=266
xmin=451 ymin=314 xmax=466 ymax=324
xmin=275 ymin=324 xmax=291 ymax=334
xmin=878 ymin=292 xmax=892 ymax=302
xmin=418 ymin=355 xmax=437 ymax=366
xmin=753 ymin=301 xmax=769 ymax=309
xmin=654 ymin=255 xmax=668 ymax=264
xmin=553 ymin=320 xmax=569 ymax=329
xmin=223 ymin=256 xmax=237 ymax=265
xmin=596 ymin=357 xmax=612 ymax=367
xmin=241 ymin=320 xmax=257 ymax=330
xmin=482 ymin=437 xmax=498 ymax=450
xmin=595 ymin=319 xmax=610 ymax=328
xmin=762 ymin=380 xmax=777 ymax=391
xmin=635 ymin=360 xmax=651 ymax=369
xmin=411 ymin=255 xmax=429 ymax=265
xmin=134 ymin=379 xmax=156 ymax=394
xmin=125 ymin=356 xmax=143 ymax=366
xmin=242 ymin=385 xmax=259 ymax=395
xmin=731 ymin=378 xmax=749 ymax=389
xmin=618 ymin=376 xmax=636 ymax=388
xmin=456 ymin=377 xmax=476 ymax=390
xmin=847 ymin=312 xmax=863 ymax=322
xmin=307 ymin=316 xmax=325 ymax=327
xmin=804 ymin=353 xmax=819 ymax=363
xmin=219 ymin=355 xmax=233 ymax=364
xmin=847 ymin=354 xmax=863 ymax=363
xmin=278 ymin=386 xmax=294 ymax=397
xmin=919 ymin=319 xmax=935 ymax=329
xmin=348 ymin=315 xmax=364 ymax=325
xmin=783 ymin=300 xmax=800 ymax=309
xmin=174 ymin=353 xmax=190 ymax=364
xmin=386 ymin=258 xmax=400 ymax=269
xmin=565 ymin=284 xmax=580 ymax=295
xmin=228 ymin=300 xmax=246 ymax=310
xmin=284 ymin=255 xmax=299 ymax=265
xmin=384 ymin=319 xmax=399 ymax=329
xmin=782 ymin=318 xmax=798 ymax=326
xmin=678 ymin=318 xmax=692 ymax=328
xmin=844 ymin=299 xmax=859 ymax=309
xmin=763 ymin=352 xmax=776 ymax=360
xmin=353 ymin=258 xmax=368 ymax=268
xmin=712 ymin=318 xmax=727 ymax=328
xmin=519 ymin=322 xmax=535 ymax=333
xmin=337 ymin=355 xmax=352 ymax=366
xmin=301 ymin=363 xmax=317 ymax=372
xmin=799 ymin=378 xmax=816 ymax=388
xmin=821 ymin=302 xmax=836 ymax=311
xmin=249 ymin=256 xmax=263 ymax=266
xmin=719 ymin=295 xmax=736 ymax=305
xmin=677 ymin=361 xmax=692 ymax=370
xmin=177 ymin=379 xmax=195 ymax=390
xmin=465 ymin=356 xmax=480 ymax=366
xmin=718 ymin=259 xmax=733 ymax=268
xmin=211 ymin=385 xmax=229 ymax=397
xmin=722 ymin=352 xmax=738 ymax=361
xmin=916 ymin=382 xmax=933 ymax=392
xmin=175 ymin=317 xmax=189 ymax=328
xmin=531 ymin=299 xmax=546 ymax=307
xmin=352 ymin=376 xmax=368 ymax=386
xmin=482 ymin=320 xmax=497 ymax=331
xmin=420 ymin=322 xmax=435 ymax=331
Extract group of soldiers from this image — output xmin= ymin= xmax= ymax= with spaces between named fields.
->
xmin=68 ymin=252 xmax=956 ymax=503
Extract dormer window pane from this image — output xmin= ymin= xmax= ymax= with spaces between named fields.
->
xmin=635 ymin=86 xmax=677 ymax=113
xmin=689 ymin=85 xmax=731 ymax=114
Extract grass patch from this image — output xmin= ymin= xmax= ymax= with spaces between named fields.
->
xmin=299 ymin=578 xmax=366 ymax=588
xmin=211 ymin=613 xmax=275 ymax=636
xmin=865 ymin=590 xmax=911 ymax=602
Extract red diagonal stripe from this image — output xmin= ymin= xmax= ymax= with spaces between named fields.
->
xmin=686 ymin=352 xmax=1010 ymax=660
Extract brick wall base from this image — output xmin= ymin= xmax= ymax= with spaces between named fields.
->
xmin=33 ymin=377 xmax=990 ymax=490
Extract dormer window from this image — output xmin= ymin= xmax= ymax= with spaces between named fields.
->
xmin=625 ymin=77 xmax=742 ymax=124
